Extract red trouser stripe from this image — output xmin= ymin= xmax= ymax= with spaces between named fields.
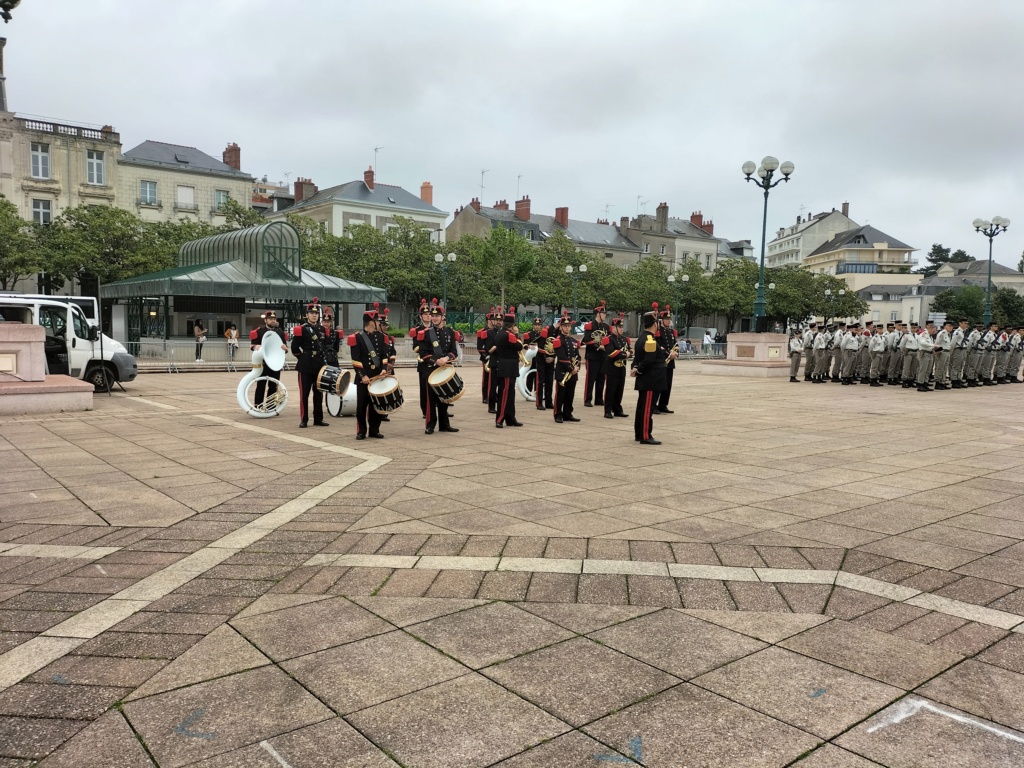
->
xmin=425 ymin=387 xmax=431 ymax=428
xmin=497 ymin=379 xmax=507 ymax=423
xmin=297 ymin=373 xmax=307 ymax=421
xmin=553 ymin=382 xmax=559 ymax=417
xmin=643 ymin=391 xmax=653 ymax=440
xmin=482 ymin=366 xmax=488 ymax=402
xmin=584 ymin=363 xmax=591 ymax=399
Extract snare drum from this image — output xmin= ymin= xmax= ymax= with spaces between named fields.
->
xmin=368 ymin=376 xmax=404 ymax=414
xmin=427 ymin=365 xmax=465 ymax=404
xmin=316 ymin=366 xmax=352 ymax=397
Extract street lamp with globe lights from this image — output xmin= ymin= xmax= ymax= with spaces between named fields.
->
xmin=824 ymin=287 xmax=846 ymax=325
xmin=972 ymin=217 xmax=1010 ymax=325
xmin=668 ymin=272 xmax=689 ymax=331
xmin=566 ymin=263 xmax=587 ymax=319
xmin=434 ymin=252 xmax=456 ymax=309
xmin=742 ymin=156 xmax=794 ymax=331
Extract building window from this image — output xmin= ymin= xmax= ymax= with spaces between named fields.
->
xmin=86 ymin=150 xmax=105 ymax=185
xmin=139 ymin=181 xmax=157 ymax=205
xmin=890 ymin=311 xmax=898 ymax=321
xmin=705 ymin=254 xmax=712 ymax=269
xmin=681 ymin=252 xmax=689 ymax=262
xmin=643 ymin=243 xmax=649 ymax=254
xmin=30 ymin=142 xmax=50 ymax=179
xmin=526 ymin=230 xmax=534 ymax=240
xmin=214 ymin=190 xmax=230 ymax=210
xmin=319 ymin=221 xmax=328 ymax=232
xmin=605 ymin=252 xmax=613 ymax=259
xmin=659 ymin=244 xmax=666 ymax=256
xmin=176 ymin=185 xmax=196 ymax=210
xmin=871 ymin=294 xmax=883 ymax=301
xmin=32 ymin=199 xmax=51 ymax=225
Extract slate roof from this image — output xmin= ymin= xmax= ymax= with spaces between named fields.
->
xmin=939 ymin=259 xmax=1019 ymax=277
xmin=808 ymin=225 xmax=914 ymax=257
xmin=664 ymin=217 xmax=716 ymax=240
xmin=476 ymin=206 xmax=639 ymax=252
xmin=120 ymin=141 xmax=253 ymax=179
xmin=855 ymin=284 xmax=914 ymax=297
xmin=288 ymin=180 xmax=447 ymax=216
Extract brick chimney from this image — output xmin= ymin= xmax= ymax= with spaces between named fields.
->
xmin=419 ymin=182 xmax=433 ymax=205
xmin=597 ymin=218 xmax=609 ymax=225
xmin=620 ymin=216 xmax=629 ymax=230
xmin=702 ymin=219 xmax=714 ymax=236
xmin=690 ymin=210 xmax=714 ymax=236
xmin=294 ymin=177 xmax=318 ymax=203
xmin=363 ymin=166 xmax=375 ymax=190
xmin=554 ymin=207 xmax=569 ymax=228
xmin=655 ymin=202 xmax=669 ymax=233
xmin=493 ymin=199 xmax=509 ymax=211
xmin=470 ymin=197 xmax=481 ymax=212
xmin=515 ymin=196 xmax=531 ymax=222
xmin=842 ymin=201 xmax=850 ymax=217
xmin=222 ymin=142 xmax=241 ymax=170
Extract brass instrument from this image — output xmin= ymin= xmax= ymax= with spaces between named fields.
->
xmin=560 ymin=355 xmax=581 ymax=387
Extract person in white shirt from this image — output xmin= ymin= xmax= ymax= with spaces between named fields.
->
xmin=933 ymin=319 xmax=954 ymax=390
xmin=812 ymin=325 xmax=833 ymax=382
xmin=964 ymin=323 xmax=985 ymax=386
xmin=830 ymin=323 xmax=847 ymax=381
xmin=915 ymin=321 xmax=937 ymax=391
xmin=979 ymin=322 xmax=999 ymax=385
xmin=993 ymin=326 xmax=1012 ymax=384
xmin=840 ymin=323 xmax=861 ymax=384
xmin=868 ymin=326 xmax=887 ymax=386
xmin=1006 ymin=327 xmax=1023 ymax=384
xmin=948 ymin=319 xmax=969 ymax=388
xmin=789 ymin=331 xmax=804 ymax=382
xmin=702 ymin=331 xmax=714 ymax=355
xmin=802 ymin=323 xmax=817 ymax=381
xmin=900 ymin=322 xmax=920 ymax=386
xmin=886 ymin=322 xmax=905 ymax=385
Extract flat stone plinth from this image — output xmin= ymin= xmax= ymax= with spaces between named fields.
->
xmin=700 ymin=360 xmax=791 ymax=378
xmin=0 ymin=374 xmax=94 ymax=414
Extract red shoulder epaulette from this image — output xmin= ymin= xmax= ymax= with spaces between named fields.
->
xmin=249 ymin=329 xmax=258 ymax=341
xmin=476 ymin=328 xmax=487 ymax=339
xmin=417 ymin=329 xmax=428 ymax=341
xmin=508 ymin=333 xmax=519 ymax=344
xmin=336 ymin=329 xmax=345 ymax=339
xmin=584 ymin=322 xmax=593 ymax=332
xmin=292 ymin=325 xmax=302 ymax=338
xmin=654 ymin=330 xmax=661 ymax=337
xmin=540 ymin=327 xmax=548 ymax=338
xmin=522 ymin=332 xmax=530 ymax=343
xmin=552 ymin=337 xmax=562 ymax=349
xmin=347 ymin=333 xmax=358 ymax=347
xmin=455 ymin=330 xmax=464 ymax=342
xmin=601 ymin=335 xmax=611 ymax=346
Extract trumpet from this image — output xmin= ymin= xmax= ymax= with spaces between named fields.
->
xmin=560 ymin=355 xmax=581 ymax=387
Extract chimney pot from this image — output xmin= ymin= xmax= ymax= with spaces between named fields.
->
xmin=420 ymin=182 xmax=433 ymax=205
xmin=470 ymin=197 xmax=481 ymax=212
xmin=364 ymin=166 xmax=375 ymax=190
xmin=515 ymin=196 xmax=531 ymax=222
xmin=842 ymin=201 xmax=850 ymax=217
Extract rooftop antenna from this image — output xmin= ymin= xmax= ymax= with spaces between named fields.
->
xmin=604 ymin=203 xmax=615 ymax=218
xmin=480 ymin=169 xmax=489 ymax=200
xmin=374 ymin=146 xmax=384 ymax=176
xmin=637 ymin=196 xmax=648 ymax=216
xmin=517 ymin=174 xmax=523 ymax=199
xmin=283 ymin=171 xmax=292 ymax=189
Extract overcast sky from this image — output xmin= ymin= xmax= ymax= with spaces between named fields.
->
xmin=5 ymin=0 xmax=1023 ymax=268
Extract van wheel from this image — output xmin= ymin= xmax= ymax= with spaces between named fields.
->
xmin=86 ymin=365 xmax=115 ymax=391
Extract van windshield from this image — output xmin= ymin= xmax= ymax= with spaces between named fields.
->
xmin=71 ymin=305 xmax=91 ymax=339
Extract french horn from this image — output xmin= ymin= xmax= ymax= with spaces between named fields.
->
xmin=237 ymin=330 xmax=288 ymax=418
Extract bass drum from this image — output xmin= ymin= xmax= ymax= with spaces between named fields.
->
xmin=427 ymin=365 xmax=465 ymax=404
xmin=368 ymin=376 xmax=404 ymax=415
xmin=325 ymin=381 xmax=357 ymax=417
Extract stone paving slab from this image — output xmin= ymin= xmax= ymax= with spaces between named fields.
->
xmin=2 ymin=371 xmax=1024 ymax=764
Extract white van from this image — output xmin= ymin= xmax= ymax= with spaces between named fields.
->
xmin=0 ymin=293 xmax=138 ymax=390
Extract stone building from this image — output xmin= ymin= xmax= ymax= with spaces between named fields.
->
xmin=765 ymin=203 xmax=858 ymax=268
xmin=618 ymin=204 xmax=751 ymax=272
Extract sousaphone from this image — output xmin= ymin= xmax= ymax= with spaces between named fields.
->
xmin=237 ymin=330 xmax=289 ymax=417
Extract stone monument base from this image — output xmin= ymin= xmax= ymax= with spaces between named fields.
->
xmin=0 ymin=376 xmax=94 ymax=415
xmin=699 ymin=332 xmax=792 ymax=378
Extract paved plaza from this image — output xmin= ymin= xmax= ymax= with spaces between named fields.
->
xmin=1 ymin=366 xmax=1023 ymax=766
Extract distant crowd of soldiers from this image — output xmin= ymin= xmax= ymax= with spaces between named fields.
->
xmin=788 ymin=319 xmax=1024 ymax=391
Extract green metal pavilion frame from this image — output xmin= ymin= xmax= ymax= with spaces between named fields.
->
xmin=101 ymin=222 xmax=386 ymax=341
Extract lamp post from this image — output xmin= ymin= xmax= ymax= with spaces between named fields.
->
xmin=434 ymin=252 xmax=457 ymax=309
xmin=754 ymin=281 xmax=777 ymax=330
xmin=972 ymin=217 xmax=1010 ymax=325
xmin=742 ymin=156 xmax=794 ymax=332
xmin=668 ymin=273 xmax=689 ymax=332
xmin=566 ymin=263 xmax=587 ymax=318
xmin=824 ymin=287 xmax=846 ymax=325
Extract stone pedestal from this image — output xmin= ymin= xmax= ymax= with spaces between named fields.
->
xmin=0 ymin=324 xmax=93 ymax=414
xmin=700 ymin=332 xmax=792 ymax=378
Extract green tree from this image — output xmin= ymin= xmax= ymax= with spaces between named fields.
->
xmin=479 ymin=226 xmax=536 ymax=308
xmin=915 ymin=243 xmax=973 ymax=277
xmin=1016 ymin=251 xmax=1023 ymax=273
xmin=219 ymin=197 xmax=266 ymax=229
xmin=993 ymin=287 xmax=1024 ymax=328
xmin=149 ymin=218 xmax=219 ymax=265
xmin=930 ymin=286 xmax=986 ymax=325
xmin=811 ymin=273 xmax=868 ymax=322
xmin=672 ymin=260 xmax=716 ymax=334
xmin=708 ymin=258 xmax=758 ymax=330
xmin=620 ymin=256 xmax=671 ymax=317
xmin=764 ymin=265 xmax=818 ymax=326
xmin=0 ymin=195 xmax=39 ymax=290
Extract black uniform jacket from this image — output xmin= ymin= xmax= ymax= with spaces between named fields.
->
xmin=291 ymin=322 xmax=327 ymax=374
xmin=348 ymin=330 xmax=387 ymax=379
xmin=601 ymin=333 xmax=630 ymax=375
xmin=490 ymin=328 xmax=523 ymax=377
xmin=632 ymin=329 xmax=668 ymax=391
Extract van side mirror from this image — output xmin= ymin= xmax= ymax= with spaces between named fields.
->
xmin=88 ymin=325 xmax=100 ymax=341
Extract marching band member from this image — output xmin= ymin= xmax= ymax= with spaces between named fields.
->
xmin=582 ymin=301 xmax=610 ymax=408
xmin=601 ymin=313 xmax=630 ymax=418
xmin=413 ymin=300 xmax=431 ymax=416
xmin=551 ymin=314 xmax=581 ymax=423
xmin=656 ymin=305 xmax=678 ymax=413
xmin=249 ymin=310 xmax=287 ymax=408
xmin=632 ymin=304 xmax=668 ymax=445
xmin=487 ymin=308 xmax=503 ymax=413
xmin=349 ymin=304 xmax=386 ymax=440
xmin=417 ymin=299 xmax=460 ymax=435
xmin=524 ymin=317 xmax=549 ymax=411
xmin=490 ymin=307 xmax=524 ymax=428
xmin=291 ymin=298 xmax=328 ymax=428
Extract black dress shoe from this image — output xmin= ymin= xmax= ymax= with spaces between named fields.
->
xmin=488 ymin=407 xmax=497 ymax=414
xmin=604 ymin=413 xmax=614 ymax=419
xmin=660 ymin=408 xmax=674 ymax=414
xmin=507 ymin=421 xmax=523 ymax=427
xmin=583 ymin=401 xmax=593 ymax=407
xmin=369 ymin=433 xmax=384 ymax=439
xmin=640 ymin=438 xmax=662 ymax=445
xmin=615 ymin=413 xmax=628 ymax=418
xmin=313 ymin=421 xmax=329 ymax=427
xmin=299 ymin=421 xmax=308 ymax=428
xmin=566 ymin=416 xmax=581 ymax=422
xmin=425 ymin=427 xmax=435 ymax=435
xmin=381 ymin=415 xmax=391 ymax=422
xmin=554 ymin=416 xmax=564 ymax=423
xmin=495 ymin=423 xmax=504 ymax=428
xmin=536 ymin=405 xmax=546 ymax=411
xmin=439 ymin=427 xmax=459 ymax=433
xmin=356 ymin=433 xmax=366 ymax=440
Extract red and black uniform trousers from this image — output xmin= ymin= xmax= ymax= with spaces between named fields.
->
xmin=476 ymin=328 xmax=490 ymax=404
xmin=411 ymin=323 xmax=429 ymax=416
xmin=656 ymin=327 xmax=677 ymax=411
xmin=632 ymin=330 xmax=668 ymax=441
xmin=348 ymin=331 xmax=386 ymax=437
xmin=582 ymin=323 xmax=609 ymax=405
xmin=552 ymin=334 xmax=581 ymax=421
xmin=290 ymin=322 xmax=326 ymax=424
xmin=250 ymin=326 xmax=281 ymax=407
xmin=490 ymin=328 xmax=523 ymax=426
xmin=601 ymin=335 xmax=629 ymax=417
xmin=417 ymin=325 xmax=459 ymax=431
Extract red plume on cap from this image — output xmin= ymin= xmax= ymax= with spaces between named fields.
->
xmin=509 ymin=306 xmax=516 ymax=314
xmin=652 ymin=302 xmax=659 ymax=311
xmin=373 ymin=302 xmax=380 ymax=311
xmin=383 ymin=307 xmax=390 ymax=317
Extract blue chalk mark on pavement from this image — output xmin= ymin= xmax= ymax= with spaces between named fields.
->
xmin=173 ymin=708 xmax=215 ymax=739
xmin=810 ymin=688 xmax=826 ymax=699
xmin=594 ymin=735 xmax=643 ymax=764
xmin=51 ymin=674 xmax=70 ymax=685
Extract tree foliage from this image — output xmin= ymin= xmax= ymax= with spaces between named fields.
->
xmin=931 ymin=286 xmax=985 ymax=325
xmin=993 ymin=287 xmax=1024 ymax=328
xmin=915 ymin=243 xmax=974 ymax=278
xmin=0 ymin=195 xmax=39 ymax=290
